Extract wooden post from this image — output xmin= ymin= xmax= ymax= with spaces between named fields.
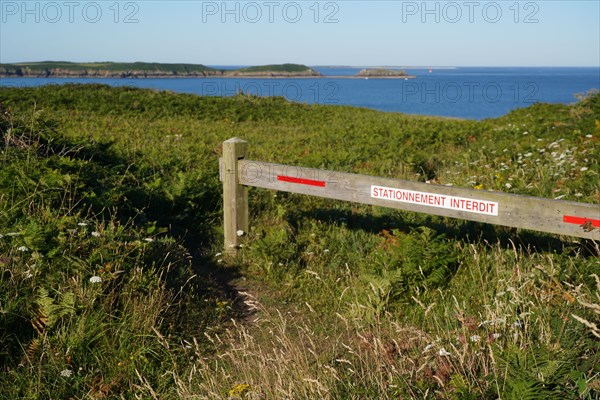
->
xmin=223 ymin=138 xmax=248 ymax=254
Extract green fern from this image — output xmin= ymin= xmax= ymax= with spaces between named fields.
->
xmin=358 ymin=227 xmax=459 ymax=317
xmin=33 ymin=287 xmax=75 ymax=334
xmin=391 ymin=227 xmax=459 ymax=299
xmin=497 ymin=345 xmax=579 ymax=400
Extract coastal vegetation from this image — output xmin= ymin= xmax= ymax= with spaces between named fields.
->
xmin=357 ymin=68 xmax=412 ymax=77
xmin=0 ymin=61 xmax=216 ymax=73
xmin=0 ymin=84 xmax=598 ymax=398
xmin=0 ymin=62 xmax=320 ymax=78
xmin=237 ymin=63 xmax=319 ymax=73
xmin=0 ymin=61 xmax=414 ymax=79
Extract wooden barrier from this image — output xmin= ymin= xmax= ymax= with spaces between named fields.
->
xmin=221 ymin=138 xmax=600 ymax=252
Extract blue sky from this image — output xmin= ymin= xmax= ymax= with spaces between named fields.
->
xmin=1 ymin=1 xmax=599 ymax=66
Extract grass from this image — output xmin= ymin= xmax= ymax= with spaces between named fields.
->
xmin=0 ymin=84 xmax=598 ymax=398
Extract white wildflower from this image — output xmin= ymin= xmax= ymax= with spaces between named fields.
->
xmin=469 ymin=335 xmax=481 ymax=343
xmin=144 ymin=237 xmax=154 ymax=242
xmin=505 ymin=183 xmax=512 ymax=189
xmin=438 ymin=348 xmax=451 ymax=357
xmin=323 ymin=249 xmax=330 ymax=253
xmin=585 ymin=134 xmax=592 ymax=138
xmin=423 ymin=344 xmax=433 ymax=352
xmin=215 ymin=252 xmax=222 ymax=257
xmin=580 ymin=167 xmax=588 ymax=172
xmin=91 ymin=231 xmax=101 ymax=237
xmin=217 ymin=259 xmax=223 ymax=264
xmin=77 ymin=222 xmax=88 ymax=227
xmin=17 ymin=246 xmax=29 ymax=252
xmin=575 ymin=193 xmax=583 ymax=198
xmin=60 ymin=369 xmax=72 ymax=377
xmin=89 ymin=276 xmax=102 ymax=284
xmin=236 ymin=230 xmax=244 ymax=237
xmin=6 ymin=232 xmax=19 ymax=236
xmin=492 ymin=333 xmax=501 ymax=340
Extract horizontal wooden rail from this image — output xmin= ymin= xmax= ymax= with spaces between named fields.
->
xmin=221 ymin=138 xmax=600 ymax=251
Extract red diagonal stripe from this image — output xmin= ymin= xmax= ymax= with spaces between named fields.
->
xmin=563 ymin=215 xmax=600 ymax=228
xmin=277 ymin=175 xmax=326 ymax=187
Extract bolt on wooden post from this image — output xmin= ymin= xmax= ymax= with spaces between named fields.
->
xmin=222 ymin=137 xmax=249 ymax=254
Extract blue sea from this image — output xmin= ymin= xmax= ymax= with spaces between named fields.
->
xmin=1 ymin=67 xmax=598 ymax=120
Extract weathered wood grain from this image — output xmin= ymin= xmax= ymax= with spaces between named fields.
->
xmin=222 ymin=138 xmax=249 ymax=253
xmin=226 ymin=158 xmax=599 ymax=240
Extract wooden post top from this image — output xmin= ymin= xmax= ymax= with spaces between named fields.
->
xmin=223 ymin=138 xmax=248 ymax=160
xmin=224 ymin=137 xmax=247 ymax=144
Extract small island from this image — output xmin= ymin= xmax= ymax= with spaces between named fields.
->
xmin=0 ymin=62 xmax=322 ymax=78
xmin=356 ymin=68 xmax=415 ymax=78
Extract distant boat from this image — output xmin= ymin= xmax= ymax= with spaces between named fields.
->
xmin=428 ymin=68 xmax=432 ymax=73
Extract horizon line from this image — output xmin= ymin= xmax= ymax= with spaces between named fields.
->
xmin=1 ymin=60 xmax=599 ymax=69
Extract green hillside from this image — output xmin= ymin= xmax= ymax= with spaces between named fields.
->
xmin=0 ymin=84 xmax=598 ymax=398
xmin=237 ymin=63 xmax=316 ymax=73
xmin=1 ymin=61 xmax=217 ymax=72
xmin=0 ymin=62 xmax=318 ymax=76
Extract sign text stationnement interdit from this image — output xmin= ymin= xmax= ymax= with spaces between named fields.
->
xmin=371 ymin=185 xmax=499 ymax=216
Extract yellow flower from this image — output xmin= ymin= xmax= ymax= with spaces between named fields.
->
xmin=474 ymin=183 xmax=484 ymax=190
xmin=228 ymin=383 xmax=251 ymax=398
